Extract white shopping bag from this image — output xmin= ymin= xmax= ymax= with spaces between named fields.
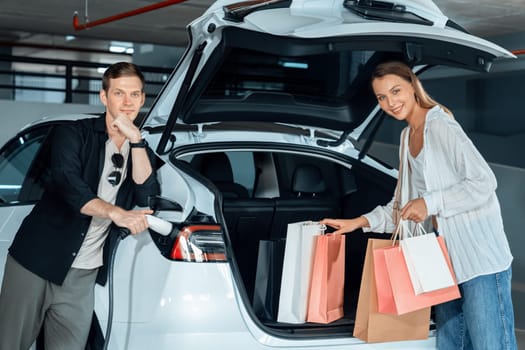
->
xmin=277 ymin=221 xmax=324 ymax=323
xmin=400 ymin=226 xmax=455 ymax=294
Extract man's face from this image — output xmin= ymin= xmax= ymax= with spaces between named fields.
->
xmin=100 ymin=76 xmax=145 ymax=122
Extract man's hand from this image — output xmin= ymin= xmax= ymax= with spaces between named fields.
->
xmin=111 ymin=115 xmax=142 ymax=143
xmin=108 ymin=207 xmax=153 ymax=235
xmin=81 ymin=198 xmax=154 ymax=235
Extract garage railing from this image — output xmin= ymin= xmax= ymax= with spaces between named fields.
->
xmin=0 ymin=54 xmax=173 ymax=108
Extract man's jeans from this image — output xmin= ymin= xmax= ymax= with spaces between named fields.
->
xmin=435 ymin=267 xmax=517 ymax=350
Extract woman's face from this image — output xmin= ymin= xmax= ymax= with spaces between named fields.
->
xmin=372 ymin=73 xmax=418 ymax=122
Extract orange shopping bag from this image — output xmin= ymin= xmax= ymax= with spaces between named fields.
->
xmin=306 ymin=234 xmax=345 ymax=323
xmin=353 ymin=238 xmax=430 ymax=343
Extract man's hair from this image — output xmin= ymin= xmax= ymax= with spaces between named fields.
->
xmin=101 ymin=62 xmax=145 ymax=92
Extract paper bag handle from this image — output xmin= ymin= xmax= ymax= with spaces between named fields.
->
xmin=302 ymin=221 xmax=327 ymax=235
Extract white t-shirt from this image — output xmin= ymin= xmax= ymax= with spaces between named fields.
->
xmin=72 ymin=139 xmax=129 ymax=269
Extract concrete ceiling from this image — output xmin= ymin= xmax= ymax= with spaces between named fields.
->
xmin=0 ymin=0 xmax=524 ymax=60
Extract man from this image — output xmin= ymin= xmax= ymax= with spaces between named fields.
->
xmin=0 ymin=62 xmax=160 ymax=349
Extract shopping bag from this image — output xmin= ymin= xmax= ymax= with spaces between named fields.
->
xmin=374 ymin=220 xmax=460 ymax=314
xmin=277 ymin=221 xmax=324 ymax=324
xmin=401 ymin=227 xmax=455 ymax=294
xmin=377 ymin=236 xmax=460 ymax=315
xmin=252 ymin=239 xmax=286 ymax=321
xmin=353 ymin=238 xmax=430 ymax=343
xmin=373 ymin=242 xmax=398 ymax=314
xmin=306 ymin=234 xmax=345 ymax=324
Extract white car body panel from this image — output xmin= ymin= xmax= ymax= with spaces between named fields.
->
xmin=200 ymin=1 xmax=513 ymax=58
xmin=0 ymin=206 xmax=33 ymax=286
xmin=145 ymin=127 xmax=396 ymax=178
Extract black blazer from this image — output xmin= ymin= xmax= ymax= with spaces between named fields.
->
xmin=9 ymin=115 xmax=160 ymax=285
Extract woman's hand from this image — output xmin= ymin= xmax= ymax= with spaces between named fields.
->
xmin=400 ymin=198 xmax=428 ymax=223
xmin=320 ymin=216 xmax=369 ymax=235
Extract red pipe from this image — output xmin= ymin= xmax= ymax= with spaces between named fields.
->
xmin=73 ymin=0 xmax=189 ymax=31
xmin=512 ymin=49 xmax=525 ymax=56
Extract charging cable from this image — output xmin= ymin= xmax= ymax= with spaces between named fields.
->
xmin=102 ymin=227 xmax=129 ymax=350
xmin=102 ymin=215 xmax=173 ymax=350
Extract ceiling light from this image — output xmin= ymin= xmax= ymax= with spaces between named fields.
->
xmin=278 ymin=60 xmax=308 ymax=69
xmin=108 ymin=41 xmax=134 ymax=54
xmin=109 ymin=45 xmax=127 ymax=53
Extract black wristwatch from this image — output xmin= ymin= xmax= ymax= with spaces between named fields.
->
xmin=130 ymin=139 xmax=148 ymax=148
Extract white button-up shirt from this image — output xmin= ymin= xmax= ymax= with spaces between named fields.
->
xmin=363 ymin=105 xmax=513 ymax=284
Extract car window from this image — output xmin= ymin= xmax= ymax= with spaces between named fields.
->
xmin=227 ymin=151 xmax=256 ymax=194
xmin=0 ymin=126 xmax=51 ymax=205
xmin=180 ymin=151 xmax=257 ymax=196
xmin=181 ymin=150 xmax=353 ymax=200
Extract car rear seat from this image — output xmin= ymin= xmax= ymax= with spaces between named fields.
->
xmin=197 ymin=152 xmax=250 ymax=199
xmin=222 ymin=197 xmax=275 ymax=298
xmin=270 ymin=164 xmax=340 ymax=239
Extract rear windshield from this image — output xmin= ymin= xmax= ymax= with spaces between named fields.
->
xmin=180 ymin=37 xmax=394 ymax=130
xmin=202 ymin=48 xmax=376 ymax=104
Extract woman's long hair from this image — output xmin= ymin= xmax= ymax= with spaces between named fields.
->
xmin=371 ymin=61 xmax=453 ymax=117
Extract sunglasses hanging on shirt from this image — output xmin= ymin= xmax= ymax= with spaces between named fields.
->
xmin=107 ymin=153 xmax=124 ymax=186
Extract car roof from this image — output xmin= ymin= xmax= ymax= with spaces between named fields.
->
xmin=19 ymin=114 xmax=98 ymax=131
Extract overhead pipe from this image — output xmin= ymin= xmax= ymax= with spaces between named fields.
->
xmin=73 ymin=0 xmax=189 ymax=31
xmin=512 ymin=49 xmax=525 ymax=56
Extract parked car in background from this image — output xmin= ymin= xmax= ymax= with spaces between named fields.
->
xmin=0 ymin=0 xmax=517 ymax=349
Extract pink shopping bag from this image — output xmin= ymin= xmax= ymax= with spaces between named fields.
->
xmin=306 ymin=234 xmax=345 ymax=323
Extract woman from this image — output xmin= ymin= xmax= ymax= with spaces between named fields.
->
xmin=321 ymin=61 xmax=516 ymax=349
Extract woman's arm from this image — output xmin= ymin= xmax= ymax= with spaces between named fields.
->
xmin=423 ymin=119 xmax=497 ymax=218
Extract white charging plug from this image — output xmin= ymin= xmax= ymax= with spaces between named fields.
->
xmin=146 ymin=215 xmax=173 ymax=236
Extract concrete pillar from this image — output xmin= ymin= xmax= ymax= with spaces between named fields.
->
xmin=0 ymin=47 xmax=14 ymax=100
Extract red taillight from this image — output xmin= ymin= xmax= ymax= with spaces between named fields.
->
xmin=170 ymin=225 xmax=227 ymax=262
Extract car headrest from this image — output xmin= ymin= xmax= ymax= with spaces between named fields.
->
xmin=292 ymin=164 xmax=326 ymax=196
xmin=201 ymin=153 xmax=234 ymax=183
xmin=198 ymin=152 xmax=249 ymax=198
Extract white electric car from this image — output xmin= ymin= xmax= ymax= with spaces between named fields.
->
xmin=0 ymin=0 xmax=517 ymax=349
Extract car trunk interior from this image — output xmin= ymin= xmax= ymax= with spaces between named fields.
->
xmin=186 ymin=148 xmax=398 ymax=336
